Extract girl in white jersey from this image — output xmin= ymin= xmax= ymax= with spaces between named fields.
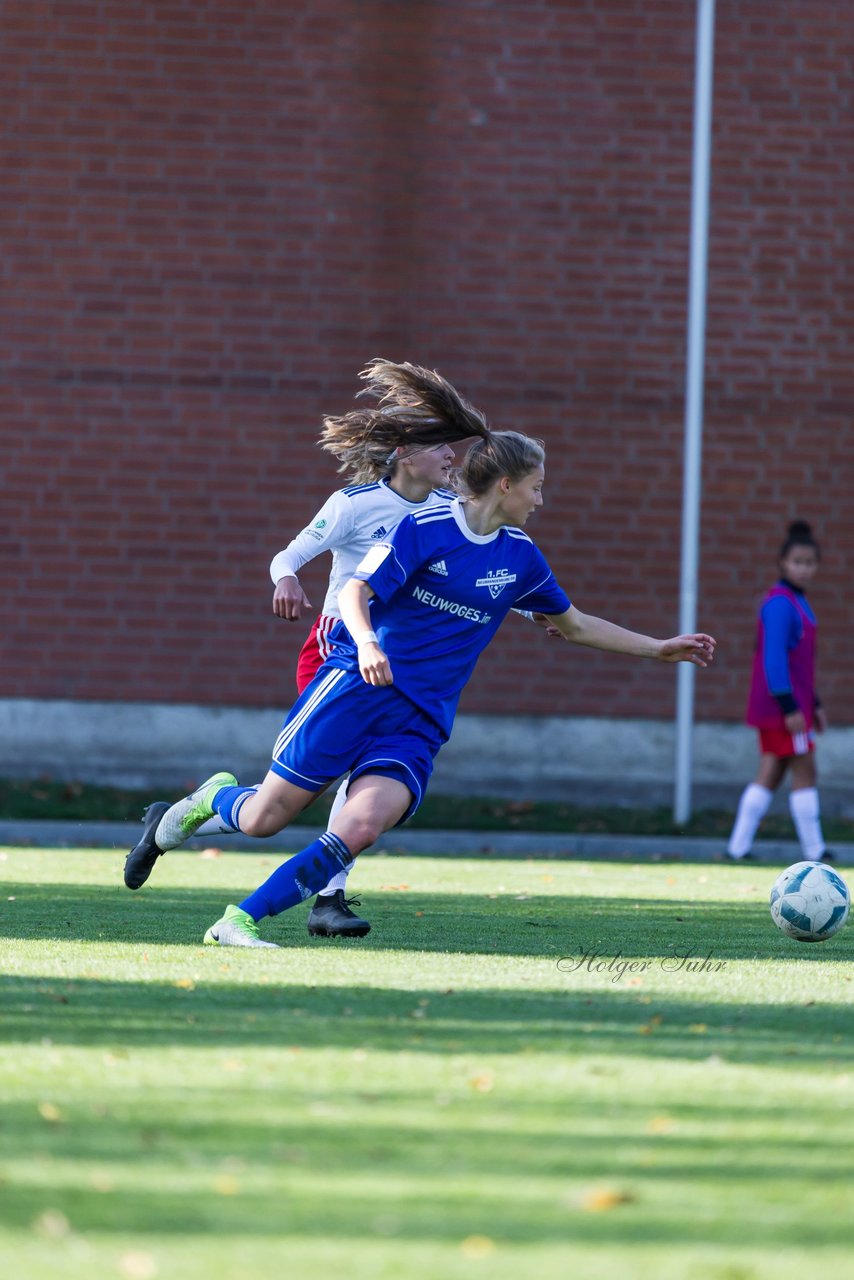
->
xmin=263 ymin=361 xmax=488 ymax=934
xmin=271 ymin=447 xmax=459 ymax=692
xmin=126 ymin=381 xmax=717 ymax=949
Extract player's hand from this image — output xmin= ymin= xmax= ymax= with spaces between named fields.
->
xmin=814 ymin=707 xmax=828 ymax=734
xmin=532 ymin=611 xmax=563 ymax=639
xmin=358 ymin=642 xmax=393 ymax=687
xmin=658 ymin=633 xmax=717 ymax=666
xmin=784 ymin=709 xmax=808 ymax=736
xmin=273 ymin=576 xmax=312 ymax=621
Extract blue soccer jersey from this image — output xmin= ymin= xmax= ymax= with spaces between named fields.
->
xmin=324 ymin=498 xmax=570 ymax=737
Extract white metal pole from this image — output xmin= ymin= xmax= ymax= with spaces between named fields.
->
xmin=674 ymin=0 xmax=716 ymax=824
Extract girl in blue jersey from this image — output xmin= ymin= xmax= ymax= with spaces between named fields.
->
xmin=180 ymin=359 xmax=489 ymax=939
xmin=726 ymin=520 xmax=829 ymax=862
xmin=133 ymin=395 xmax=717 ymax=947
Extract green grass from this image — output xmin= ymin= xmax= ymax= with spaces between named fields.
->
xmin=4 ymin=775 xmax=854 ymax=840
xmin=1 ymin=846 xmax=853 ymax=1279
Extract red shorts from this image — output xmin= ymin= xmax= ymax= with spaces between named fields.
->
xmin=758 ymin=726 xmax=815 ymax=758
xmin=295 ymin=614 xmax=340 ymax=694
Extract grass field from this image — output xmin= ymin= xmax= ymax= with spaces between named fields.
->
xmin=1 ymin=845 xmax=853 ymax=1280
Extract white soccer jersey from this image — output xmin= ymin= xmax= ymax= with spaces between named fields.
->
xmin=269 ymin=478 xmax=456 ymax=618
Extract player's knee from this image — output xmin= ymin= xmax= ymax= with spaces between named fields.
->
xmin=239 ymin=806 xmax=283 ymax=838
xmin=335 ymin=816 xmax=382 ymax=854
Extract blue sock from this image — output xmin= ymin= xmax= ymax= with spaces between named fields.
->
xmin=239 ymin=833 xmax=354 ymax=921
xmin=212 ymin=785 xmax=258 ymax=830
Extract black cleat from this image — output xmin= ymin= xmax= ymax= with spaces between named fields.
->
xmin=124 ymin=801 xmax=170 ymax=890
xmin=307 ymin=891 xmax=371 ymax=938
xmin=818 ymin=849 xmax=836 ymax=863
xmin=724 ymin=851 xmax=756 ymax=862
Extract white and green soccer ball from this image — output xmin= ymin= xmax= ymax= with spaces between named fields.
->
xmin=769 ymin=861 xmax=850 ymax=942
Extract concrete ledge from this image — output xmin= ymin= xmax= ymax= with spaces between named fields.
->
xmin=2 ymin=698 xmax=853 ymax=813
xmin=1 ymin=820 xmax=849 ymax=866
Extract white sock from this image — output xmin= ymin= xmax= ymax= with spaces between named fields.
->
xmin=318 ymin=777 xmax=352 ymax=897
xmin=789 ymin=787 xmax=825 ymax=860
xmin=194 ymin=813 xmax=239 ymax=836
xmin=317 ymin=865 xmax=354 ymax=896
xmin=727 ymin=783 xmax=773 ymax=856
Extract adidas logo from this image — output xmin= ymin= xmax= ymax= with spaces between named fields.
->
xmin=370 ymin=525 xmax=388 ymax=540
xmin=428 ymin=559 xmax=448 ymax=576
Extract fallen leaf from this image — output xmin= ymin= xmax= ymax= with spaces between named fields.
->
xmin=32 ymin=1208 xmax=70 ymax=1238
xmin=38 ymin=1102 xmax=63 ymax=1123
xmin=460 ymin=1235 xmax=495 ymax=1258
xmin=213 ymin=1175 xmax=239 ymax=1196
xmin=579 ymin=1186 xmax=636 ymax=1212
xmin=639 ymin=1014 xmax=663 ymax=1034
xmin=118 ymin=1253 xmax=158 ymax=1280
xmin=469 ymin=1071 xmax=495 ymax=1093
xmin=173 ymin=978 xmax=195 ymax=991
xmin=646 ymin=1115 xmax=678 ymax=1135
xmin=198 ymin=847 xmax=222 ymax=859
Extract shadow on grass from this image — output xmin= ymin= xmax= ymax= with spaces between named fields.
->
xmin=1 ymin=881 xmax=852 ymax=962
xmin=0 ymin=1143 xmax=851 ymax=1247
xmin=4 ymin=1092 xmax=852 ymax=1181
xmin=0 ymin=1089 xmax=853 ymax=1244
xmin=1 ymin=965 xmax=852 ymax=1064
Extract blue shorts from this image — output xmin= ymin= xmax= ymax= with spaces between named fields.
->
xmin=270 ymin=667 xmax=444 ymax=822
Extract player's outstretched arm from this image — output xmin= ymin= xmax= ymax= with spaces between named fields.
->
xmin=338 ymin=578 xmax=394 ymax=686
xmin=547 ymin=606 xmax=717 ymax=667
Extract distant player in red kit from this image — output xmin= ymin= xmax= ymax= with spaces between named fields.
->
xmin=726 ymin=520 xmax=831 ymax=863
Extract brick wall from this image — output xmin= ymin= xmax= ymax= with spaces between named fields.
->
xmin=3 ymin=1 xmax=852 ymax=722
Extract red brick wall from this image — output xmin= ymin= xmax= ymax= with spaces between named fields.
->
xmin=3 ymin=1 xmax=852 ymax=722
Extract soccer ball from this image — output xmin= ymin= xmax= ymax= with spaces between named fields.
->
xmin=769 ymin=861 xmax=850 ymax=943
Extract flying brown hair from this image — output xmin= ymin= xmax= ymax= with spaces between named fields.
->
xmin=319 ymin=358 xmax=491 ymax=484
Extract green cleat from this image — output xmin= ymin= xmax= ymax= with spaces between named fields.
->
xmin=154 ymin=772 xmax=237 ymax=851
xmin=203 ymin=904 xmax=279 ymax=948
